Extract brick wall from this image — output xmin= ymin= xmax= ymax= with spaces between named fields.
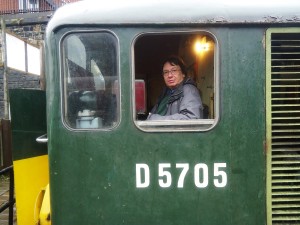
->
xmin=0 ymin=24 xmax=46 ymax=65
xmin=0 ymin=0 xmax=18 ymax=13
xmin=0 ymin=67 xmax=41 ymax=118
xmin=0 ymin=1 xmax=80 ymax=119
xmin=0 ymin=24 xmax=44 ymax=119
xmin=7 ymin=24 xmax=46 ymax=46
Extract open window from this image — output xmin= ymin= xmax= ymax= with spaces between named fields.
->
xmin=61 ymin=31 xmax=119 ymax=130
xmin=133 ymin=32 xmax=219 ymax=132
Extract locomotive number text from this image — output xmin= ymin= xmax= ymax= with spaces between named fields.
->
xmin=136 ymin=163 xmax=227 ymax=188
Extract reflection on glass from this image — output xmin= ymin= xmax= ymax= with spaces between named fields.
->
xmin=62 ymin=32 xmax=119 ymax=129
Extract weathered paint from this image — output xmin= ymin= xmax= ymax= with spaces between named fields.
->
xmin=46 ymin=0 xmax=300 ymax=33
xmin=43 ymin=1 xmax=300 ymax=225
xmin=46 ymin=26 xmax=266 ymax=224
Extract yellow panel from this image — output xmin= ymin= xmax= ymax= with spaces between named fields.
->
xmin=13 ymin=155 xmax=49 ymax=225
xmin=39 ymin=184 xmax=51 ymax=225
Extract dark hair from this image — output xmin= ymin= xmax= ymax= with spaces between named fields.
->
xmin=162 ymin=56 xmax=187 ymax=75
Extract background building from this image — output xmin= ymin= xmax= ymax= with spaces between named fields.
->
xmin=0 ymin=0 xmax=81 ymax=118
xmin=0 ymin=0 xmax=81 ymax=169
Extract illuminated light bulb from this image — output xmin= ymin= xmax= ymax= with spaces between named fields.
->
xmin=195 ymin=41 xmax=209 ymax=53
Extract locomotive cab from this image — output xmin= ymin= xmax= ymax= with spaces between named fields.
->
xmin=9 ymin=0 xmax=300 ymax=225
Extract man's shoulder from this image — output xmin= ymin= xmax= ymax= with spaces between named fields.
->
xmin=182 ymin=80 xmax=200 ymax=96
xmin=183 ymin=78 xmax=197 ymax=87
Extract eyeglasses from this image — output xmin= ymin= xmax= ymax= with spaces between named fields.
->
xmin=162 ymin=69 xmax=181 ymax=76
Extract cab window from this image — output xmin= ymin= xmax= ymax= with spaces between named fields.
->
xmin=133 ymin=32 xmax=218 ymax=131
xmin=61 ymin=31 xmax=119 ymax=130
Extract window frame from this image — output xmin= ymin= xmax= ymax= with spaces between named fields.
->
xmin=132 ymin=30 xmax=220 ymax=132
xmin=59 ymin=29 xmax=121 ymax=132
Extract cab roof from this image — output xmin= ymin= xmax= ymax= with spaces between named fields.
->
xmin=47 ymin=0 xmax=300 ymax=31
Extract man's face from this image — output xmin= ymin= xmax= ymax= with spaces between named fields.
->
xmin=162 ymin=62 xmax=185 ymax=89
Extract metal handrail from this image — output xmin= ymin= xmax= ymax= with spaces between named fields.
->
xmin=0 ymin=165 xmax=15 ymax=225
xmin=36 ymin=134 xmax=48 ymax=143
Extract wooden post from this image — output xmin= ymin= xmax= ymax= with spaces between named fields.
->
xmin=1 ymin=17 xmax=9 ymax=120
xmin=40 ymin=42 xmax=46 ymax=90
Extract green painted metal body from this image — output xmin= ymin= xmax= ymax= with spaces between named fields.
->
xmin=46 ymin=25 xmax=266 ymax=224
xmin=10 ymin=89 xmax=47 ymax=160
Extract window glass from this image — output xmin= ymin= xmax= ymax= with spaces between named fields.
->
xmin=134 ymin=32 xmax=218 ymax=131
xmin=62 ymin=31 xmax=119 ymax=130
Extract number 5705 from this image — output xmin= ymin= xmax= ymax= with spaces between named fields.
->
xmin=136 ymin=163 xmax=227 ymax=189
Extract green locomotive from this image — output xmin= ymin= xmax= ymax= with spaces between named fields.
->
xmin=10 ymin=0 xmax=300 ymax=224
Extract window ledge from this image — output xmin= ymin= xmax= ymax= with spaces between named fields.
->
xmin=135 ymin=119 xmax=215 ymax=132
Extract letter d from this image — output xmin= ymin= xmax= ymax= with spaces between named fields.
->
xmin=136 ymin=164 xmax=150 ymax=188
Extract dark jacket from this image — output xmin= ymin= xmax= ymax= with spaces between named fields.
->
xmin=147 ymin=78 xmax=203 ymax=120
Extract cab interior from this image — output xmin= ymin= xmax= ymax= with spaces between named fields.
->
xmin=134 ymin=33 xmax=216 ymax=120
